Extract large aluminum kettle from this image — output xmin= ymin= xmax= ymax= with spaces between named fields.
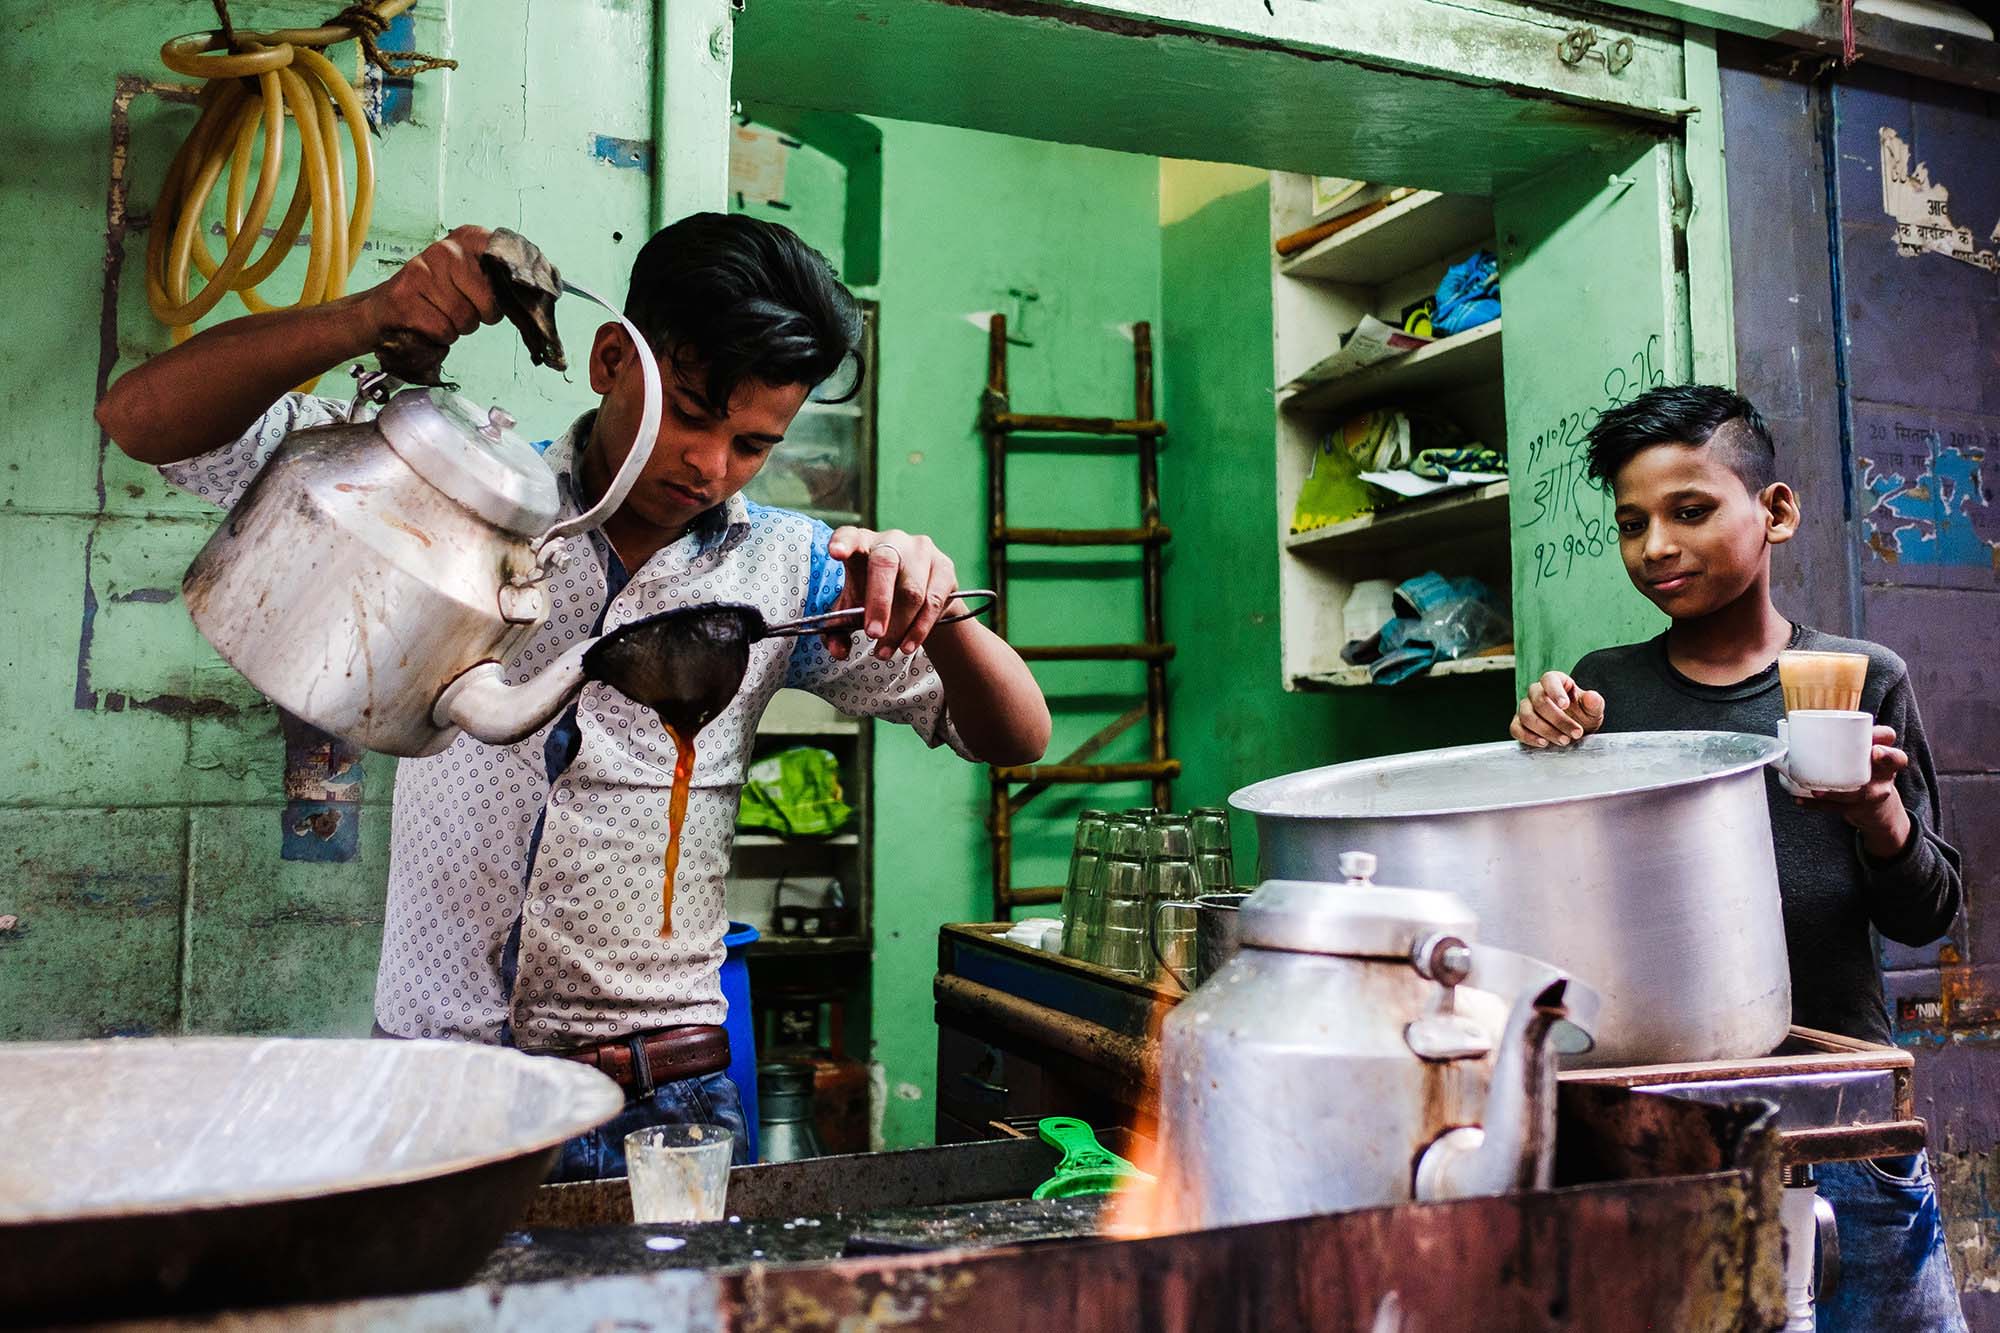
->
xmin=1155 ymin=852 xmax=1600 ymax=1230
xmin=181 ymin=279 xmax=662 ymax=757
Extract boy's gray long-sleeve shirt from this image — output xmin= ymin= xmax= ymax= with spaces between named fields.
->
xmin=1571 ymin=625 xmax=1961 ymax=1046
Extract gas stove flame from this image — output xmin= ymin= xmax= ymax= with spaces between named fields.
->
xmin=1098 ymin=987 xmax=1193 ymax=1240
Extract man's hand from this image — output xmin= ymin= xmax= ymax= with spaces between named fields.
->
xmin=1794 ymin=725 xmax=1915 ymax=859
xmin=359 ymin=225 xmax=504 ymax=376
xmin=1510 ymin=671 xmax=1607 ymax=748
xmin=824 ymin=527 xmax=962 ymax=661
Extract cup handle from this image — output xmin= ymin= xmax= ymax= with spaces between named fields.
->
xmin=1150 ymin=900 xmax=1198 ymax=992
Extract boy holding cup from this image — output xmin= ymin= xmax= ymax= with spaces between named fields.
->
xmin=1507 ymin=384 xmax=1964 ymax=1330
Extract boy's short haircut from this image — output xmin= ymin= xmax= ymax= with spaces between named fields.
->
xmin=1583 ymin=384 xmax=1778 ymax=494
xmin=624 ymin=212 xmax=864 ymax=409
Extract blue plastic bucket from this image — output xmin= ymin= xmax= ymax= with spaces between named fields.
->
xmin=721 ymin=921 xmax=760 ymax=1162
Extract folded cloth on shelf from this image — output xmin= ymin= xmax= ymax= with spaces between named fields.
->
xmin=1432 ymin=250 xmax=1500 ymax=336
xmin=1410 ymin=445 xmax=1505 ymax=481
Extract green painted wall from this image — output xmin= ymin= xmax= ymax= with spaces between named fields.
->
xmin=1495 ymin=138 xmax=1682 ymax=684
xmin=0 ymin=0 xmax=650 ymax=1038
xmin=849 ymin=119 xmax=1165 ymax=1148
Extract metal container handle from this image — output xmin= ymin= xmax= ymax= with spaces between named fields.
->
xmin=534 ymin=278 xmax=663 ymax=553
xmin=1151 ymin=899 xmax=1199 ymax=992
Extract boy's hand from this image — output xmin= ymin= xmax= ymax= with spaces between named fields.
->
xmin=1510 ymin=671 xmax=1606 ymax=748
xmin=824 ymin=527 xmax=963 ymax=661
xmin=358 ymin=225 xmax=505 ymax=370
xmin=1794 ymin=725 xmax=1915 ymax=859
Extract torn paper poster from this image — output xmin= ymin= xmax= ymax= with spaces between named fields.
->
xmin=1879 ymin=126 xmax=2000 ymax=275
xmin=729 ymin=124 xmax=789 ymax=204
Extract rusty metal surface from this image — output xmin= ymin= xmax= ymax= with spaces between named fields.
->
xmin=523 ymin=1130 xmax=1153 ymax=1230
xmin=1778 ymin=1121 xmax=1931 ymax=1166
xmin=935 ymin=974 xmax=1157 ymax=1099
xmin=483 ymin=1198 xmax=1105 ymax=1286
xmin=718 ymin=1172 xmax=1783 ymax=1332
xmin=93 ymin=1088 xmax=1784 ymax=1332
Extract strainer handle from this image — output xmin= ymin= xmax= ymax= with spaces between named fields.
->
xmin=758 ymin=590 xmax=998 ymax=640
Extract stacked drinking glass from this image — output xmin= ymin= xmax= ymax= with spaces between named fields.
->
xmin=1058 ymin=805 xmax=1235 ymax=980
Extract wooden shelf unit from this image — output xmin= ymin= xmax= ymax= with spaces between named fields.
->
xmin=1285 ymin=481 xmax=1510 ymax=555
xmin=1299 ymin=653 xmax=1516 ymax=690
xmin=1279 ymin=320 xmax=1503 ymax=417
xmin=1269 ymin=173 xmax=1512 ymax=691
xmin=1279 ymin=190 xmax=1495 ymax=285
xmin=730 ymin=305 xmax=878 ymax=1000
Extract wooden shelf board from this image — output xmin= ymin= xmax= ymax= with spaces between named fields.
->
xmin=1279 ymin=321 xmax=1503 ymax=418
xmin=1298 ymin=653 xmax=1516 ymax=690
xmin=747 ymin=935 xmax=870 ymax=957
xmin=1286 ymin=481 xmax=1510 ymax=556
xmin=1279 ymin=191 xmax=1496 ymax=285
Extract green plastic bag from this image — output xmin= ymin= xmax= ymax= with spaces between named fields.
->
xmin=1291 ymin=408 xmax=1406 ymax=534
xmin=737 ymin=746 xmax=853 ymax=837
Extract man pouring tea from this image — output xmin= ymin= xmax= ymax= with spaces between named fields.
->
xmin=97 ymin=215 xmax=1052 ymax=1179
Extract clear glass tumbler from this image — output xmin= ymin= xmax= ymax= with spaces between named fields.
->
xmin=1190 ymin=807 xmax=1233 ymax=853
xmin=1095 ymin=844 xmax=1150 ymax=977
xmin=625 ymin=1123 xmax=734 ymax=1223
xmin=1059 ymin=810 xmax=1112 ymax=962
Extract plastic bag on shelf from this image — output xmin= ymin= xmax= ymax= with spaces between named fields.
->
xmin=736 ymin=747 xmax=853 ymax=837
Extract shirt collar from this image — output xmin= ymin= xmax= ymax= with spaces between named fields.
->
xmin=542 ymin=412 xmax=753 ymax=561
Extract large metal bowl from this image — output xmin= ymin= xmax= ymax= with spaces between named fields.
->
xmin=0 ymin=1036 xmax=623 ymax=1324
xmin=1232 ymin=731 xmax=1792 ymax=1068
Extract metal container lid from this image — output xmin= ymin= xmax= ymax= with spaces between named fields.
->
xmin=1230 ymin=731 xmax=1786 ymax=821
xmin=377 ymin=387 xmax=561 ymax=537
xmin=1239 ymin=851 xmax=1476 ymax=958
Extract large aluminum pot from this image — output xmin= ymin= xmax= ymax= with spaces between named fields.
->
xmin=1231 ymin=731 xmax=1791 ymax=1068
xmin=0 ymin=1037 xmax=622 ymax=1323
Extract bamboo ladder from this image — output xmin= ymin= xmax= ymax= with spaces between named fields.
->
xmin=981 ymin=315 xmax=1180 ymax=916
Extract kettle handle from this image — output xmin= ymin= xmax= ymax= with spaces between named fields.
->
xmin=532 ymin=279 xmax=664 ymax=553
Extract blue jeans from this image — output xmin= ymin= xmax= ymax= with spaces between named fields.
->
xmin=1816 ymin=1152 xmax=1967 ymax=1332
xmin=546 ymin=1070 xmax=749 ymax=1183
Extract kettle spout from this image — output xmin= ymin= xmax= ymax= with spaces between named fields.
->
xmin=1414 ymin=978 xmax=1569 ymax=1203
xmin=432 ymin=640 xmax=592 ymax=746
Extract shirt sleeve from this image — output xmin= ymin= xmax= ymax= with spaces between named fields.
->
xmin=782 ymin=521 xmax=975 ymax=761
xmin=159 ymin=392 xmax=348 ymax=510
xmin=1859 ymin=670 xmax=1964 ymax=946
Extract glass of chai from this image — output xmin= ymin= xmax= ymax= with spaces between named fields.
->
xmin=625 ymin=1123 xmax=734 ymax=1223
xmin=1775 ymin=650 xmax=1872 ymax=791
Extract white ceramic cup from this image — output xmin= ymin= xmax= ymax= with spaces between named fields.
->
xmin=1778 ymin=710 xmax=1874 ymax=792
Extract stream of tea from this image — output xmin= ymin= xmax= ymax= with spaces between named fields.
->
xmin=660 ymin=724 xmax=697 ymax=939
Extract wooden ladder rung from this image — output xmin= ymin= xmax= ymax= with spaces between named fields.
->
xmin=992 ymin=759 xmax=1183 ymax=784
xmin=989 ymin=412 xmax=1167 ymax=438
xmin=995 ymin=525 xmax=1172 ymax=547
xmin=1006 ymin=886 xmax=1066 ymax=907
xmin=1016 ymin=643 xmax=1176 ymax=663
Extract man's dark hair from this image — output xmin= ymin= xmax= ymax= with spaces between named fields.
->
xmin=1583 ymin=384 xmax=1777 ymax=494
xmin=625 ymin=212 xmax=863 ymax=409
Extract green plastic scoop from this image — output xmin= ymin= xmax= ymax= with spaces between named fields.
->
xmin=1031 ymin=1117 xmax=1154 ymax=1200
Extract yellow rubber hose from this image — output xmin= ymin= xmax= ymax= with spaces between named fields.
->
xmin=145 ymin=2 xmax=432 ymax=381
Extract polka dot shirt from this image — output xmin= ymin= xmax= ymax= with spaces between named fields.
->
xmin=165 ymin=396 xmax=971 ymax=1051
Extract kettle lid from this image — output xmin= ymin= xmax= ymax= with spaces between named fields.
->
xmin=1238 ymin=851 xmax=1477 ymax=958
xmin=377 ymin=388 xmax=562 ymax=537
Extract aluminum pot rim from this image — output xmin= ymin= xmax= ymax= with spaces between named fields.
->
xmin=1229 ymin=730 xmax=1785 ymax=821
xmin=0 ymin=1036 xmax=624 ymax=1226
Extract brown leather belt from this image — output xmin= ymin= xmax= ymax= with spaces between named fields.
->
xmin=559 ymin=1024 xmax=730 ymax=1094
